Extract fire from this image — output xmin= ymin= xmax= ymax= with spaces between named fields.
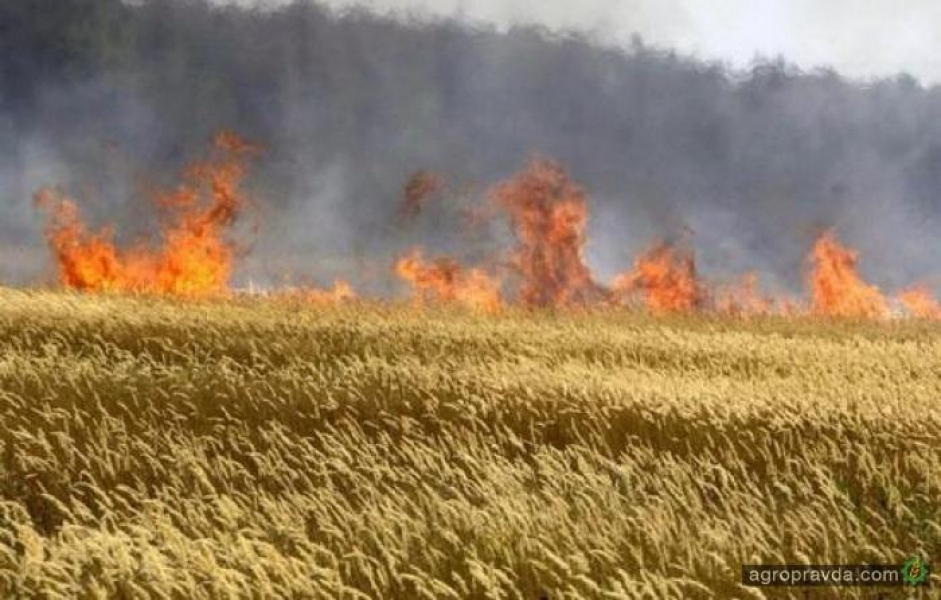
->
xmin=36 ymin=132 xmax=256 ymax=297
xmin=29 ymin=140 xmax=941 ymax=321
xmin=394 ymin=248 xmax=502 ymax=313
xmin=488 ymin=158 xmax=606 ymax=307
xmin=715 ymin=272 xmax=775 ymax=316
xmin=303 ymin=280 xmax=358 ymax=304
xmin=268 ymin=280 xmax=358 ymax=305
xmin=611 ymin=241 xmax=705 ymax=314
xmin=33 ymin=195 xmax=125 ymax=292
xmin=807 ymin=229 xmax=889 ymax=319
xmin=898 ymin=285 xmax=941 ymax=319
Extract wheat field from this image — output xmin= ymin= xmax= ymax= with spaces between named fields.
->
xmin=0 ymin=288 xmax=938 ymax=599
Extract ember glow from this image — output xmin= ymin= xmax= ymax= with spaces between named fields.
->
xmin=31 ymin=133 xmax=941 ymax=319
xmin=36 ymin=132 xmax=256 ymax=297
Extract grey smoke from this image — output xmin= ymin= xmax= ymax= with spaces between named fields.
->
xmin=2 ymin=0 xmax=941 ymax=297
xmin=230 ymin=0 xmax=941 ymax=84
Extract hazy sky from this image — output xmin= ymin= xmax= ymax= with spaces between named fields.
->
xmin=233 ymin=0 xmax=941 ymax=84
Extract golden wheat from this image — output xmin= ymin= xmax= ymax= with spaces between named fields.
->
xmin=0 ymin=288 xmax=938 ymax=599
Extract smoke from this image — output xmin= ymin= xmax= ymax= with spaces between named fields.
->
xmin=3 ymin=0 xmax=941 ymax=296
xmin=231 ymin=0 xmax=941 ymax=83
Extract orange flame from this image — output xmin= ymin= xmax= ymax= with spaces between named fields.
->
xmin=611 ymin=241 xmax=705 ymax=314
xmin=270 ymin=280 xmax=358 ymax=305
xmin=30 ymin=141 xmax=941 ymax=322
xmin=806 ymin=230 xmax=888 ymax=318
xmin=395 ymin=248 xmax=501 ymax=313
xmin=898 ymin=285 xmax=941 ymax=319
xmin=715 ymin=272 xmax=775 ymax=316
xmin=488 ymin=158 xmax=606 ymax=307
xmin=35 ymin=132 xmax=256 ymax=297
xmin=305 ymin=280 xmax=357 ymax=304
xmin=32 ymin=196 xmax=125 ymax=292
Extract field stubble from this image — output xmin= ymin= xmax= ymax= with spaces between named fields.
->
xmin=0 ymin=289 xmax=938 ymax=599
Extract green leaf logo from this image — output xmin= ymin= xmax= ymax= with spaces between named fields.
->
xmin=901 ymin=556 xmax=929 ymax=586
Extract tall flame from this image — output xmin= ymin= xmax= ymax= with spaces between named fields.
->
xmin=488 ymin=158 xmax=606 ymax=307
xmin=611 ymin=241 xmax=705 ymax=314
xmin=807 ymin=229 xmax=888 ymax=318
xmin=394 ymin=248 xmax=502 ymax=313
xmin=35 ymin=132 xmax=256 ymax=297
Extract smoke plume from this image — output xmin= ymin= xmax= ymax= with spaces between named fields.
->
xmin=3 ymin=0 xmax=941 ymax=298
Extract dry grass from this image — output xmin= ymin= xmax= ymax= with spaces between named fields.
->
xmin=0 ymin=288 xmax=938 ymax=599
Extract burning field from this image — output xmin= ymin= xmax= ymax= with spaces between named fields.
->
xmin=24 ymin=133 xmax=941 ymax=321
xmin=5 ymin=0 xmax=941 ymax=596
xmin=0 ymin=131 xmax=936 ymax=598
